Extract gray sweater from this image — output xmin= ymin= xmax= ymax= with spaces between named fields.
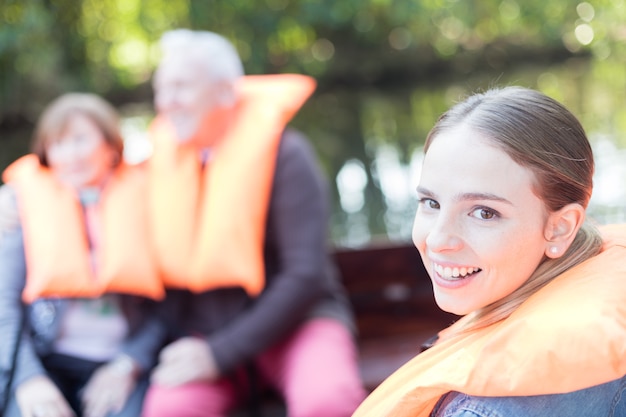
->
xmin=158 ymin=129 xmax=356 ymax=374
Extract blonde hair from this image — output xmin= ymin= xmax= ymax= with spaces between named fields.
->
xmin=32 ymin=93 xmax=124 ymax=167
xmin=425 ymin=87 xmax=603 ymax=334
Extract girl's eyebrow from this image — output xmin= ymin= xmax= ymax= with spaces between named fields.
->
xmin=416 ymin=186 xmax=435 ymax=198
xmin=416 ymin=186 xmax=513 ymax=205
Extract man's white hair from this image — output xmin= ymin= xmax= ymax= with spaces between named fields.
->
xmin=159 ymin=29 xmax=244 ymax=82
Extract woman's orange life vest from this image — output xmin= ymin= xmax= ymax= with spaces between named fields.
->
xmin=352 ymin=224 xmax=626 ymax=417
xmin=147 ymin=74 xmax=316 ymax=295
xmin=3 ymin=155 xmax=165 ymax=303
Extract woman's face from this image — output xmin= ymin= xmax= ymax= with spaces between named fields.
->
xmin=46 ymin=113 xmax=117 ymax=189
xmin=413 ymin=125 xmax=552 ymax=315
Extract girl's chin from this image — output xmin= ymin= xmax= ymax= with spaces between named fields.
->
xmin=432 ymin=280 xmax=480 ymax=316
xmin=434 ymin=298 xmax=473 ymax=316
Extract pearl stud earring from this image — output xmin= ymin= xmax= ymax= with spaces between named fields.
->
xmin=549 ymin=246 xmax=559 ymax=255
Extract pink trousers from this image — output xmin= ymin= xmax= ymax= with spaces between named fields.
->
xmin=141 ymin=318 xmax=367 ymax=417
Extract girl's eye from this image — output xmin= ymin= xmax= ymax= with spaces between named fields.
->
xmin=470 ymin=207 xmax=498 ymax=220
xmin=418 ymin=198 xmax=440 ymax=210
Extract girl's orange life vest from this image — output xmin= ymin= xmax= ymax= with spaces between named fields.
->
xmin=147 ymin=74 xmax=316 ymax=295
xmin=3 ymin=155 xmax=165 ymax=303
xmin=353 ymin=224 xmax=626 ymax=417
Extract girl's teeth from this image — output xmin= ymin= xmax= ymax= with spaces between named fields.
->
xmin=435 ymin=263 xmax=480 ymax=279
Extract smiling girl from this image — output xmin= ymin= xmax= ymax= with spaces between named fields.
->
xmin=352 ymin=86 xmax=626 ymax=417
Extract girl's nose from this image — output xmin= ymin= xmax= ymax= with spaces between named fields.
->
xmin=425 ymin=214 xmax=464 ymax=253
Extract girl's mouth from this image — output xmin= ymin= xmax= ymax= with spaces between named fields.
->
xmin=433 ymin=263 xmax=481 ymax=280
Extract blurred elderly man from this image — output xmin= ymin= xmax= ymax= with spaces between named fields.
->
xmin=141 ymin=29 xmax=366 ymax=417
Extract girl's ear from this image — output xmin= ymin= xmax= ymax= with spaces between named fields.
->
xmin=543 ymin=203 xmax=585 ymax=258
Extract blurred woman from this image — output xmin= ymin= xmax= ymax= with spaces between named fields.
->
xmin=0 ymin=93 xmax=165 ymax=417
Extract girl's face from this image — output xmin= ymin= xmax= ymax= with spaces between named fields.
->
xmin=413 ymin=126 xmax=553 ymax=315
xmin=46 ymin=113 xmax=117 ymax=189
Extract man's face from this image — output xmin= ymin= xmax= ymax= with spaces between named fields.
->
xmin=153 ymin=57 xmax=218 ymax=143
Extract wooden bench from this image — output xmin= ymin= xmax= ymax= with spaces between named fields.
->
xmin=232 ymin=241 xmax=458 ymax=416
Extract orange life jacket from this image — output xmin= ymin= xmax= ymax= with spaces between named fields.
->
xmin=147 ymin=74 xmax=316 ymax=295
xmin=3 ymin=155 xmax=165 ymax=303
xmin=352 ymin=224 xmax=626 ymax=417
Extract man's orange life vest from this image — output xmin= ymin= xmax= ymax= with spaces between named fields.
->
xmin=3 ymin=155 xmax=165 ymax=303
xmin=147 ymin=74 xmax=316 ymax=295
xmin=352 ymin=224 xmax=626 ymax=417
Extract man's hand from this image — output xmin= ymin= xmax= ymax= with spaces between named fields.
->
xmin=16 ymin=375 xmax=75 ymax=417
xmin=150 ymin=337 xmax=219 ymax=386
xmin=81 ymin=355 xmax=139 ymax=417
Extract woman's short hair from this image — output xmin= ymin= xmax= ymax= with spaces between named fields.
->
xmin=31 ymin=93 xmax=124 ymax=167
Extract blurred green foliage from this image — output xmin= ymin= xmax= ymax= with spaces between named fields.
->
xmin=4 ymin=0 xmax=624 ymax=122
xmin=3 ymin=0 xmax=626 ymax=243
